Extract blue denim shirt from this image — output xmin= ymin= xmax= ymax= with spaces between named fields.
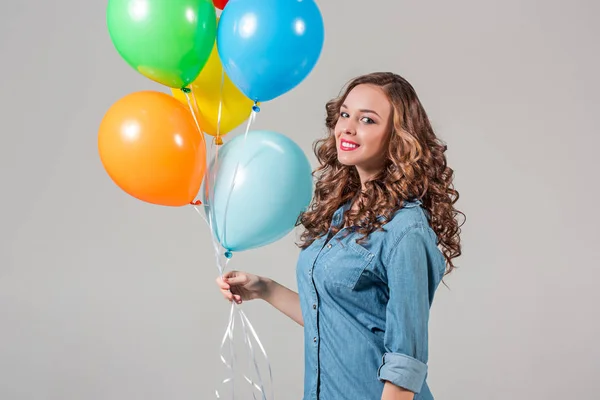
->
xmin=296 ymin=200 xmax=446 ymax=400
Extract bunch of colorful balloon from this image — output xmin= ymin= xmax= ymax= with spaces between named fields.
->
xmin=98 ymin=0 xmax=324 ymax=398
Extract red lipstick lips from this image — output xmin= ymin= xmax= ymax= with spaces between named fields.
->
xmin=340 ymin=138 xmax=360 ymax=151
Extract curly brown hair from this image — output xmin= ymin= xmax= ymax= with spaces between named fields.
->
xmin=297 ymin=72 xmax=464 ymax=275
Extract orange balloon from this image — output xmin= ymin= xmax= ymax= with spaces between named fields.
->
xmin=98 ymin=91 xmax=206 ymax=206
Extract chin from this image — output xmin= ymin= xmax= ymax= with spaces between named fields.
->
xmin=337 ymin=153 xmax=358 ymax=166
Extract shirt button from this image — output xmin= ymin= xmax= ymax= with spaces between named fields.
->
xmin=326 ymin=243 xmax=332 ymax=249
xmin=313 ymin=304 xmax=317 ymax=310
xmin=313 ymin=337 xmax=317 ymax=343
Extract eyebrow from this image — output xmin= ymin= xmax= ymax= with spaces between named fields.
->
xmin=341 ymin=104 xmax=381 ymax=117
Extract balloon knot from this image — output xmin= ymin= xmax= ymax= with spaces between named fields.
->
xmin=252 ymin=102 xmax=261 ymax=113
xmin=224 ymin=250 xmax=233 ymax=259
xmin=215 ymin=136 xmax=224 ymax=145
xmin=190 ymin=200 xmax=202 ymax=206
xmin=181 ymin=87 xmax=191 ymax=93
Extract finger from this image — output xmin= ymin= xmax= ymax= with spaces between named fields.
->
xmin=220 ymin=287 xmax=233 ymax=298
xmin=224 ymin=274 xmax=248 ymax=285
xmin=233 ymin=294 xmax=242 ymax=304
xmin=215 ymin=276 xmax=230 ymax=290
xmin=221 ymin=270 xmax=239 ymax=279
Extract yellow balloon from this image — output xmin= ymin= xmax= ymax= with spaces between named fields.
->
xmin=172 ymin=42 xmax=254 ymax=143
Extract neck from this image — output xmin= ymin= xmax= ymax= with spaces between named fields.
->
xmin=356 ymin=167 xmax=383 ymax=190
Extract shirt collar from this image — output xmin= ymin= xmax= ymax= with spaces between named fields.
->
xmin=331 ymin=198 xmax=422 ymax=227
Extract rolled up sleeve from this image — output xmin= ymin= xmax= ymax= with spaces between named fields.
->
xmin=376 ymin=225 xmax=438 ymax=394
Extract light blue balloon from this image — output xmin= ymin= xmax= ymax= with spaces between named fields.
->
xmin=203 ymin=130 xmax=313 ymax=252
xmin=217 ymin=0 xmax=325 ymax=102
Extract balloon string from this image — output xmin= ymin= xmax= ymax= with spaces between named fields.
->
xmin=220 ymin=107 xmax=257 ymax=250
xmin=215 ymin=65 xmax=225 ymax=145
xmin=189 ymin=85 xmax=222 ymax=231
xmin=239 ymin=307 xmax=274 ymax=400
xmin=182 ymin=88 xmax=210 ymax=207
xmin=217 ymin=105 xmax=273 ymax=399
xmin=183 ymin=89 xmax=203 ymax=135
xmin=217 ymin=301 xmax=273 ymax=400
xmin=192 ymin=205 xmax=222 ymax=270
xmin=186 ymin=86 xmax=220 ymax=255
xmin=203 ymin=66 xmax=225 ymax=237
xmin=215 ymin=302 xmax=274 ymax=400
xmin=183 ymin=88 xmax=223 ymax=266
xmin=185 ymin=88 xmax=237 ymax=398
xmin=186 ymin=90 xmax=273 ymax=399
xmin=216 ymin=301 xmax=236 ymax=399
xmin=182 ymin=87 xmax=224 ymax=271
xmin=201 ymin=204 xmax=238 ymax=399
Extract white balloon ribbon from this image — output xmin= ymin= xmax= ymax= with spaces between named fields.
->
xmin=184 ymin=86 xmax=274 ymax=400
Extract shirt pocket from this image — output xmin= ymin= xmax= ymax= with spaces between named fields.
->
xmin=322 ymin=238 xmax=376 ymax=290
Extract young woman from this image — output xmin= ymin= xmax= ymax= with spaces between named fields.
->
xmin=216 ymin=72 xmax=464 ymax=400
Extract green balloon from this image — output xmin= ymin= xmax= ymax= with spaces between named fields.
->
xmin=107 ymin=0 xmax=217 ymax=89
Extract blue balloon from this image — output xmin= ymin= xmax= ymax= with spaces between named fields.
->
xmin=203 ymin=130 xmax=313 ymax=252
xmin=217 ymin=0 xmax=325 ymax=102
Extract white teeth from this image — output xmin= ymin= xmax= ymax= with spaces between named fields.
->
xmin=342 ymin=142 xmax=358 ymax=149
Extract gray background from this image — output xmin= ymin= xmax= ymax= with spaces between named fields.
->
xmin=1 ymin=0 xmax=598 ymax=399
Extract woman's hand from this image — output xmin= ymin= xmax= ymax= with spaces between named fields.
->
xmin=216 ymin=270 xmax=270 ymax=304
xmin=216 ymin=270 xmax=304 ymax=326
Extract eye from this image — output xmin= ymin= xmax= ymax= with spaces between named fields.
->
xmin=340 ymin=111 xmax=349 ymax=118
xmin=361 ymin=116 xmax=375 ymax=124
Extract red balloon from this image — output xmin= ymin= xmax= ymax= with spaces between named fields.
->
xmin=213 ymin=0 xmax=228 ymax=10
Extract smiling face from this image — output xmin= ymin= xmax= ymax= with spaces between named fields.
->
xmin=334 ymin=84 xmax=393 ymax=182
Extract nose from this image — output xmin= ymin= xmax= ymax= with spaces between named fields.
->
xmin=339 ymin=121 xmax=356 ymax=136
